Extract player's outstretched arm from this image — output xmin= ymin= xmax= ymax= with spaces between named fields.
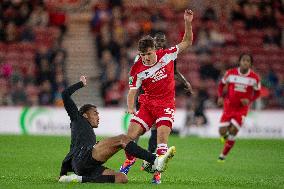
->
xmin=62 ymin=76 xmax=87 ymax=121
xmin=177 ymin=9 xmax=193 ymax=54
xmin=127 ymin=88 xmax=138 ymax=114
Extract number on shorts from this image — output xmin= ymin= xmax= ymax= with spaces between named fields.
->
xmin=164 ymin=108 xmax=175 ymax=119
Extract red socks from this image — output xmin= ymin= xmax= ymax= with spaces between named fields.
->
xmin=222 ymin=139 xmax=235 ymax=156
xmin=156 ymin=143 xmax=168 ymax=156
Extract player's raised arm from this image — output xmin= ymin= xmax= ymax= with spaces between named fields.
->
xmin=62 ymin=76 xmax=87 ymax=121
xmin=177 ymin=9 xmax=194 ymax=54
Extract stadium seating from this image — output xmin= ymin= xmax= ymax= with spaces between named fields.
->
xmin=0 ymin=1 xmax=67 ymax=106
xmin=90 ymin=0 xmax=284 ymax=109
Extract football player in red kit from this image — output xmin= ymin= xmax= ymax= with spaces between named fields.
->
xmin=217 ymin=53 xmax=261 ymax=162
xmin=119 ymin=9 xmax=194 ymax=184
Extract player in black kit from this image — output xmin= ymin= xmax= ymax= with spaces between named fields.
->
xmin=58 ymin=76 xmax=176 ymax=184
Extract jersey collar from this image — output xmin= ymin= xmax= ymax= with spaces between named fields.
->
xmin=238 ymin=67 xmax=250 ymax=76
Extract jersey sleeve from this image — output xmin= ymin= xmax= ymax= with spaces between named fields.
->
xmin=129 ymin=58 xmax=142 ymax=89
xmin=163 ymin=45 xmax=179 ymax=61
xmin=129 ymin=73 xmax=141 ymax=89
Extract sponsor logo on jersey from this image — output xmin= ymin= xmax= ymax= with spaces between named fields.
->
xmin=151 ymin=68 xmax=167 ymax=82
xmin=227 ymin=75 xmax=257 ymax=86
xmin=234 ymin=83 xmax=247 ymax=92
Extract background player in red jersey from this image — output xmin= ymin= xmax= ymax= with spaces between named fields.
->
xmin=217 ymin=53 xmax=261 ymax=162
xmin=119 ymin=9 xmax=194 ymax=184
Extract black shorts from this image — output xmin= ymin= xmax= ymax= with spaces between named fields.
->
xmin=72 ymin=146 xmax=108 ymax=178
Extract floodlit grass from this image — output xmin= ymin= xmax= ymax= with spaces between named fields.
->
xmin=0 ymin=135 xmax=283 ymax=189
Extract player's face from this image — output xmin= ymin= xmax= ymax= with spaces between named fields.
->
xmin=239 ymin=55 xmax=252 ymax=71
xmin=155 ymin=37 xmax=166 ymax=50
xmin=140 ymin=47 xmax=157 ymax=65
xmin=86 ymin=108 xmax=99 ymax=128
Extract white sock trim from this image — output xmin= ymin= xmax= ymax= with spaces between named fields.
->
xmin=228 ymin=135 xmax=236 ymax=141
xmin=157 ymin=143 xmax=168 ymax=149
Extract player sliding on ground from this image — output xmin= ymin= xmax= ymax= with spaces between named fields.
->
xmin=119 ymin=9 xmax=193 ymax=184
xmin=217 ymin=53 xmax=261 ymax=162
xmin=58 ymin=76 xmax=175 ymax=183
xmin=120 ymin=32 xmax=193 ymax=184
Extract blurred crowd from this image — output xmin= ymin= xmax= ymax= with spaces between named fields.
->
xmin=0 ymin=0 xmax=283 ymax=111
xmin=0 ymin=0 xmax=67 ymax=106
xmin=90 ymin=0 xmax=284 ymax=110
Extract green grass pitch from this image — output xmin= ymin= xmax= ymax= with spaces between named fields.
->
xmin=0 ymin=135 xmax=283 ymax=189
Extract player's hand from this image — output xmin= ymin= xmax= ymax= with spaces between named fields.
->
xmin=184 ymin=9 xmax=194 ymax=23
xmin=217 ymin=97 xmax=224 ymax=107
xmin=80 ymin=75 xmax=87 ymax=86
xmin=240 ymin=98 xmax=250 ymax=106
xmin=184 ymin=82 xmax=194 ymax=95
xmin=126 ymin=108 xmax=136 ymax=115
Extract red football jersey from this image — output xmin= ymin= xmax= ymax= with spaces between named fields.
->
xmin=221 ymin=68 xmax=261 ymax=110
xmin=129 ymin=46 xmax=179 ymax=106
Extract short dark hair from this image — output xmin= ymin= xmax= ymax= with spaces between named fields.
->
xmin=79 ymin=104 xmax=97 ymax=115
xmin=138 ymin=35 xmax=155 ymax=53
xmin=154 ymin=32 xmax=166 ymax=40
xmin=239 ymin=53 xmax=253 ymax=64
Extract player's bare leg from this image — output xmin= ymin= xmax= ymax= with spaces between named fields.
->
xmin=92 ymin=134 xmax=132 ymax=162
xmin=157 ymin=125 xmax=171 ymax=144
xmin=93 ymin=132 xmax=160 ymax=174
xmin=218 ymin=124 xmax=239 ymax=162
xmin=153 ymin=125 xmax=176 ymax=184
xmin=119 ymin=122 xmax=144 ymax=174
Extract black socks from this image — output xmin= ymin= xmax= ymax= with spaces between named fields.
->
xmin=125 ymin=141 xmax=156 ymax=164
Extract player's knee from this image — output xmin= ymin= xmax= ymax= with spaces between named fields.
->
xmin=229 ymin=126 xmax=238 ymax=135
xmin=127 ymin=122 xmax=144 ymax=140
xmin=219 ymin=127 xmax=227 ymax=136
xmin=115 ymin=173 xmax=128 ymax=183
xmin=156 ymin=121 xmax=172 ymax=130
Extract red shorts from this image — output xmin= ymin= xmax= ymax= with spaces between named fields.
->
xmin=220 ymin=109 xmax=247 ymax=130
xmin=130 ymin=104 xmax=175 ymax=132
